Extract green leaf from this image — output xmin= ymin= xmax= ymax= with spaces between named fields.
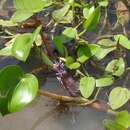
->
xmin=0 ymin=65 xmax=24 ymax=115
xmin=62 ymin=27 xmax=78 ymax=39
xmin=65 ymin=56 xmax=80 ymax=69
xmin=12 ymin=33 xmax=33 ymax=61
xmin=0 ymin=45 xmax=12 ymax=56
xmin=13 ymin=0 xmax=52 ymax=13
xmin=53 ymin=36 xmax=65 ymax=56
xmin=33 ymin=25 xmax=42 ymax=42
xmin=115 ymin=111 xmax=130 ymax=128
xmin=103 ymin=120 xmax=127 ymax=130
xmin=93 ymin=39 xmax=117 ymax=60
xmin=62 ymin=10 xmax=73 ymax=23
xmin=11 ymin=10 xmax=33 ymax=23
xmin=114 ymin=34 xmax=130 ymax=50
xmin=52 ymin=5 xmax=73 ymax=23
xmin=8 ymin=74 xmax=38 ymax=112
xmin=96 ymin=75 xmax=114 ymax=87
xmin=83 ymin=7 xmax=101 ymax=31
xmin=105 ymin=58 xmax=125 ymax=77
xmin=77 ymin=44 xmax=100 ymax=63
xmin=96 ymin=0 xmax=108 ymax=7
xmin=109 ymin=87 xmax=130 ymax=110
xmin=80 ymin=77 xmax=96 ymax=98
xmin=83 ymin=4 xmax=95 ymax=19
xmin=0 ymin=65 xmax=38 ymax=115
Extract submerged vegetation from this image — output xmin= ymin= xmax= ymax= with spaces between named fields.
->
xmin=0 ymin=0 xmax=130 ymax=129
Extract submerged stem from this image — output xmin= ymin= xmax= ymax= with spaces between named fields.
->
xmin=38 ymin=89 xmax=118 ymax=116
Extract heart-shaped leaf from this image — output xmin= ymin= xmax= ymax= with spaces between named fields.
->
xmin=109 ymin=87 xmax=130 ymax=110
xmin=105 ymin=58 xmax=125 ymax=77
xmin=114 ymin=34 xmax=130 ymax=50
xmin=0 ymin=65 xmax=38 ymax=115
xmin=80 ymin=77 xmax=96 ymax=98
xmin=83 ymin=7 xmax=101 ymax=31
xmin=96 ymin=75 xmax=114 ymax=87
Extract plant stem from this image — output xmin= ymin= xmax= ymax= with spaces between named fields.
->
xmin=78 ymin=29 xmax=86 ymax=37
xmin=38 ymin=89 xmax=88 ymax=103
xmin=38 ymin=89 xmax=118 ymax=116
xmin=40 ymin=31 xmax=54 ymax=59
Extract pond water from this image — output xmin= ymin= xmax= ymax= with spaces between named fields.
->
xmin=0 ymin=56 xmax=111 ymax=130
xmin=0 ymin=0 xmax=130 ymax=130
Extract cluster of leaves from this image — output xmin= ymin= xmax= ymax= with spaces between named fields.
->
xmin=0 ymin=0 xmax=130 ymax=129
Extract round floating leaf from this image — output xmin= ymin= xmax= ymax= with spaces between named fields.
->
xmin=12 ymin=33 xmax=33 ymax=61
xmin=105 ymin=58 xmax=125 ymax=77
xmin=115 ymin=111 xmax=130 ymax=128
xmin=8 ymin=74 xmax=38 ymax=112
xmin=93 ymin=39 xmax=117 ymax=60
xmin=109 ymin=87 xmax=130 ymax=110
xmin=83 ymin=4 xmax=95 ymax=19
xmin=83 ymin=7 xmax=101 ymax=31
xmin=80 ymin=77 xmax=96 ymax=98
xmin=0 ymin=65 xmax=38 ymax=115
xmin=114 ymin=34 xmax=130 ymax=50
xmin=77 ymin=44 xmax=100 ymax=63
xmin=96 ymin=75 xmax=114 ymax=87
xmin=103 ymin=120 xmax=126 ymax=130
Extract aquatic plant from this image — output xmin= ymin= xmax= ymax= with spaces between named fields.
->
xmin=0 ymin=0 xmax=130 ymax=129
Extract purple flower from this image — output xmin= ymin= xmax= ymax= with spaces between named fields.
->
xmin=53 ymin=61 xmax=65 ymax=84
